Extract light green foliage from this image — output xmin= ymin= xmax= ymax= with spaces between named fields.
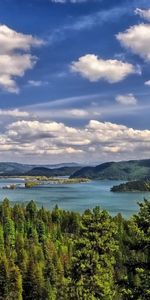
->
xmin=70 ymin=207 xmax=118 ymax=299
xmin=0 ymin=224 xmax=4 ymax=252
xmin=25 ymin=181 xmax=39 ymax=188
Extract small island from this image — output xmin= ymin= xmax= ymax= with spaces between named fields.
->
xmin=25 ymin=177 xmax=90 ymax=188
xmin=2 ymin=177 xmax=90 ymax=189
xmin=3 ymin=184 xmax=17 ymax=190
xmin=111 ymin=179 xmax=150 ymax=192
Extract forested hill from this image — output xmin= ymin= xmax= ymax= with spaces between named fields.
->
xmin=1 ymin=159 xmax=150 ymax=179
xmin=26 ymin=166 xmax=81 ymax=177
xmin=0 ymin=162 xmax=82 ymax=176
xmin=70 ymin=159 xmax=150 ymax=180
xmin=111 ymin=179 xmax=150 ymax=192
xmin=0 ymin=162 xmax=33 ymax=176
xmin=0 ymin=199 xmax=149 ymax=299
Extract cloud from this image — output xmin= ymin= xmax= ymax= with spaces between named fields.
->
xmin=0 ymin=118 xmax=149 ymax=163
xmin=0 ymin=25 xmax=44 ymax=93
xmin=144 ymin=80 xmax=150 ymax=86
xmin=71 ymin=54 xmax=139 ymax=83
xmin=28 ymin=80 xmax=48 ymax=87
xmin=48 ymin=2 xmax=148 ymax=46
xmin=0 ymin=109 xmax=30 ymax=117
xmin=32 ymin=108 xmax=101 ymax=119
xmin=7 ymin=120 xmax=89 ymax=146
xmin=50 ymin=0 xmax=135 ymax=41
xmin=24 ymin=93 xmax=145 ymax=122
xmin=0 ymin=25 xmax=44 ymax=53
xmin=0 ymin=54 xmax=37 ymax=93
xmin=115 ymin=93 xmax=137 ymax=106
xmin=69 ymin=109 xmax=89 ymax=117
xmin=25 ymin=93 xmax=102 ymax=112
xmin=51 ymin=0 xmax=87 ymax=3
xmin=116 ymin=23 xmax=150 ymax=61
xmin=135 ymin=8 xmax=150 ymax=21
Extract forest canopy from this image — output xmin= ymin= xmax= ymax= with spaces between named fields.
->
xmin=111 ymin=180 xmax=150 ymax=192
xmin=0 ymin=199 xmax=149 ymax=299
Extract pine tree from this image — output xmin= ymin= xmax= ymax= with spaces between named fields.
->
xmin=70 ymin=207 xmax=118 ymax=299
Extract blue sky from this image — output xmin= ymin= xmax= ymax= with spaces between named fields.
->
xmin=0 ymin=0 xmax=150 ymax=164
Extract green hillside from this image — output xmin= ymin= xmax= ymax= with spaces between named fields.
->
xmin=111 ymin=179 xmax=150 ymax=192
xmin=0 ymin=162 xmax=32 ymax=176
xmin=26 ymin=166 xmax=81 ymax=177
xmin=0 ymin=163 xmax=82 ymax=177
xmin=70 ymin=159 xmax=150 ymax=180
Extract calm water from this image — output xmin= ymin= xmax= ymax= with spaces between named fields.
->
xmin=0 ymin=178 xmax=149 ymax=218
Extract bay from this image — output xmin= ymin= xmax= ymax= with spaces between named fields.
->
xmin=0 ymin=178 xmax=149 ymax=218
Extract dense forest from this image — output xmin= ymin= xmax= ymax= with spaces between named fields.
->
xmin=70 ymin=159 xmax=150 ymax=180
xmin=1 ymin=159 xmax=150 ymax=179
xmin=111 ymin=180 xmax=150 ymax=192
xmin=0 ymin=199 xmax=149 ymax=299
xmin=0 ymin=162 xmax=81 ymax=177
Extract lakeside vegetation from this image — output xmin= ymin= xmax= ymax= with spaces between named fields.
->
xmin=3 ymin=177 xmax=90 ymax=189
xmin=25 ymin=177 xmax=90 ymax=185
xmin=25 ymin=181 xmax=40 ymax=188
xmin=111 ymin=180 xmax=150 ymax=192
xmin=0 ymin=198 xmax=149 ymax=299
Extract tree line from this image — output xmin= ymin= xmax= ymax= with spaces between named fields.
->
xmin=111 ymin=180 xmax=150 ymax=192
xmin=0 ymin=198 xmax=149 ymax=299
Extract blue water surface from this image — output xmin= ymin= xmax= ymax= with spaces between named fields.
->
xmin=0 ymin=178 xmax=149 ymax=218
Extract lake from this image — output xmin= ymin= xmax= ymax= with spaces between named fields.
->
xmin=0 ymin=178 xmax=149 ymax=218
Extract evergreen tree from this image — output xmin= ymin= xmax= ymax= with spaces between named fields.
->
xmin=70 ymin=207 xmax=118 ymax=299
xmin=0 ymin=199 xmax=149 ymax=300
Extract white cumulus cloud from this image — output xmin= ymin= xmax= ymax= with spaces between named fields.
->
xmin=0 ymin=25 xmax=44 ymax=93
xmin=115 ymin=93 xmax=137 ymax=106
xmin=0 ymin=25 xmax=44 ymax=53
xmin=117 ymin=23 xmax=150 ymax=61
xmin=0 ymin=54 xmax=37 ymax=93
xmin=71 ymin=54 xmax=138 ymax=83
xmin=135 ymin=8 xmax=150 ymax=22
xmin=0 ymin=118 xmax=149 ymax=162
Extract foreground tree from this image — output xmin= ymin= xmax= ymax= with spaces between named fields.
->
xmin=69 ymin=207 xmax=118 ymax=299
xmin=0 ymin=199 xmax=149 ymax=299
xmin=116 ymin=200 xmax=150 ymax=299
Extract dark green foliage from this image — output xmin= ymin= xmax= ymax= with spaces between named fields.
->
xmin=111 ymin=180 xmax=150 ymax=192
xmin=26 ymin=166 xmax=81 ymax=177
xmin=71 ymin=159 xmax=150 ymax=180
xmin=0 ymin=162 xmax=82 ymax=176
xmin=114 ymin=199 xmax=150 ymax=299
xmin=0 ymin=199 xmax=149 ymax=299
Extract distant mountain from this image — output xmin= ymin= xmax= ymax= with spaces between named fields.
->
xmin=0 ymin=162 xmax=33 ymax=176
xmin=2 ymin=160 xmax=150 ymax=179
xmin=26 ymin=166 xmax=81 ymax=177
xmin=70 ymin=159 xmax=150 ymax=180
xmin=44 ymin=163 xmax=81 ymax=169
xmin=0 ymin=162 xmax=83 ymax=176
